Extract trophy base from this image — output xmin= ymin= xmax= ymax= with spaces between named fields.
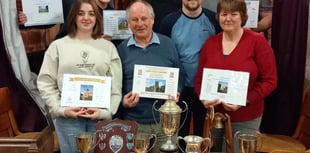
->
xmin=159 ymin=143 xmax=178 ymax=153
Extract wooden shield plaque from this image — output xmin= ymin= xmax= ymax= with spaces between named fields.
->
xmin=94 ymin=118 xmax=138 ymax=153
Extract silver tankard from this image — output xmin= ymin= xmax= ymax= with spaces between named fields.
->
xmin=178 ymin=135 xmax=211 ymax=153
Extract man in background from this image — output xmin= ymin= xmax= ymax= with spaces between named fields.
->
xmin=159 ymin=0 xmax=221 ymax=149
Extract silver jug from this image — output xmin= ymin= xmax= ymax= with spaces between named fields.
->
xmin=178 ymin=135 xmax=211 ymax=153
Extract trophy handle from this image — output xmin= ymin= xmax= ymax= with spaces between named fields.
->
xmin=179 ymin=101 xmax=189 ymax=130
xmin=177 ymin=136 xmax=186 ymax=153
xmin=202 ymin=137 xmax=211 ymax=153
xmin=152 ymin=100 xmax=160 ymax=125
xmin=147 ymin=134 xmax=157 ymax=152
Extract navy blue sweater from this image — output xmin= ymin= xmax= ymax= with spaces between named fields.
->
xmin=117 ymin=33 xmax=184 ymax=123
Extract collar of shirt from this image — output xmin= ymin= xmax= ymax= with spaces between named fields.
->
xmin=127 ymin=32 xmax=160 ymax=48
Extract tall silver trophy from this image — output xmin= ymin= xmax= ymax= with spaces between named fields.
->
xmin=155 ymin=100 xmax=188 ymax=152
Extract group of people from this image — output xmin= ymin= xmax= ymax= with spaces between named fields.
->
xmin=19 ymin=0 xmax=277 ymax=152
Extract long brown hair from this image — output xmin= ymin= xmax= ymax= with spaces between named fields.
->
xmin=67 ymin=0 xmax=102 ymax=39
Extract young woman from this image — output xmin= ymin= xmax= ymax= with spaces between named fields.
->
xmin=37 ymin=0 xmax=122 ymax=152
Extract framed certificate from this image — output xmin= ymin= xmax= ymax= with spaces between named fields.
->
xmin=103 ymin=10 xmax=132 ymax=39
xmin=132 ymin=64 xmax=179 ymax=99
xmin=61 ymin=74 xmax=111 ymax=108
xmin=200 ymin=68 xmax=249 ymax=106
xmin=21 ymin=0 xmax=64 ymax=26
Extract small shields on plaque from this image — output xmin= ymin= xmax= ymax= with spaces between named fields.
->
xmin=95 ymin=118 xmax=138 ymax=153
xmin=126 ymin=133 xmax=134 ymax=150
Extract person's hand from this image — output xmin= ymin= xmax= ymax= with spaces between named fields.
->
xmin=201 ymin=99 xmax=221 ymax=109
xmin=122 ymin=92 xmax=139 ymax=108
xmin=221 ymin=102 xmax=242 ymax=111
xmin=18 ymin=11 xmax=27 ymax=25
xmin=102 ymin=34 xmax=112 ymax=41
xmin=78 ymin=108 xmax=101 ymax=120
xmin=251 ymin=12 xmax=272 ymax=32
xmin=167 ymin=92 xmax=180 ymax=102
xmin=64 ymin=107 xmax=84 ymax=118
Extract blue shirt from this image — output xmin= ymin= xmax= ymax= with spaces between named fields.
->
xmin=159 ymin=9 xmax=221 ymax=87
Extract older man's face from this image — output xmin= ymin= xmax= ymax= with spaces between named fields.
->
xmin=127 ymin=2 xmax=154 ymax=41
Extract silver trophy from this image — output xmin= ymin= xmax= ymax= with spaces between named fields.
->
xmin=154 ymin=100 xmax=188 ymax=152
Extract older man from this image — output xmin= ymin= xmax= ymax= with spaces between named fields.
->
xmin=116 ymin=0 xmax=184 ymax=152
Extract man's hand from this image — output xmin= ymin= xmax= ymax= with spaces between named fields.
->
xmin=123 ymin=92 xmax=139 ymax=108
xmin=102 ymin=34 xmax=112 ymax=41
xmin=167 ymin=92 xmax=180 ymax=102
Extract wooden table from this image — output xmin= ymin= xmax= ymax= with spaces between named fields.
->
xmin=257 ymin=134 xmax=305 ymax=153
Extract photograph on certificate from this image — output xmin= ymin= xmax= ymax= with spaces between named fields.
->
xmin=21 ymin=0 xmax=64 ymax=26
xmin=61 ymin=74 xmax=111 ymax=108
xmin=103 ymin=10 xmax=132 ymax=40
xmin=199 ymin=68 xmax=249 ymax=106
xmin=132 ymin=64 xmax=179 ymax=99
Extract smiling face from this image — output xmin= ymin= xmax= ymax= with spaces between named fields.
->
xmin=127 ymin=1 xmax=154 ymax=42
xmin=219 ymin=10 xmax=242 ymax=32
xmin=216 ymin=0 xmax=248 ymax=28
xmin=76 ymin=3 xmax=96 ymax=33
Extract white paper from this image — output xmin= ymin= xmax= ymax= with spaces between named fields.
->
xmin=103 ymin=10 xmax=132 ymax=40
xmin=21 ymin=0 xmax=64 ymax=26
xmin=200 ymin=68 xmax=249 ymax=106
xmin=132 ymin=65 xmax=179 ymax=99
xmin=244 ymin=0 xmax=260 ymax=28
xmin=61 ymin=74 xmax=111 ymax=108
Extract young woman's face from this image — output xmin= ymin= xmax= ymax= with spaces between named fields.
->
xmin=219 ymin=10 xmax=242 ymax=32
xmin=76 ymin=3 xmax=96 ymax=33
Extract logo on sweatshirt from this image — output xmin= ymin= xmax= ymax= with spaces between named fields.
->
xmin=80 ymin=50 xmax=89 ymax=63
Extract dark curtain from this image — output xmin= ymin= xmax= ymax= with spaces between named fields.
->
xmin=0 ymin=18 xmax=47 ymax=132
xmin=260 ymin=0 xmax=309 ymax=135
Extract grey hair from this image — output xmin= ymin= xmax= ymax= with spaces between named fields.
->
xmin=125 ymin=0 xmax=155 ymax=20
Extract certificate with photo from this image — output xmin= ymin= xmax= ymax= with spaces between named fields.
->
xmin=61 ymin=74 xmax=111 ymax=108
xmin=103 ymin=10 xmax=132 ymax=40
xmin=199 ymin=68 xmax=250 ymax=106
xmin=21 ymin=0 xmax=64 ymax=26
xmin=132 ymin=64 xmax=179 ymax=99
xmin=244 ymin=0 xmax=260 ymax=28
